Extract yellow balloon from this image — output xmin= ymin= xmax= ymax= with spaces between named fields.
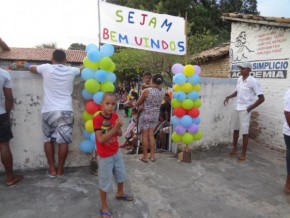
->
xmin=94 ymin=111 xmax=101 ymax=117
xmin=183 ymin=65 xmax=195 ymax=77
xmin=181 ymin=82 xmax=192 ymax=93
xmin=85 ymin=120 xmax=94 ymax=133
xmin=192 ymin=84 xmax=201 ymax=92
xmin=173 ymin=84 xmax=182 ymax=92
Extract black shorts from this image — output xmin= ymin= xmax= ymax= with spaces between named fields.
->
xmin=0 ymin=113 xmax=13 ymax=142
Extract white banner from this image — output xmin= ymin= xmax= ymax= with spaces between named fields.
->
xmin=99 ymin=1 xmax=186 ymax=55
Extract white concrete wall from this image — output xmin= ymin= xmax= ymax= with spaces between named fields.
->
xmin=0 ymin=71 xmax=91 ymax=171
xmin=0 ymin=71 xmax=288 ymax=171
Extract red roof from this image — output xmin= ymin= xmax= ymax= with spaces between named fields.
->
xmin=0 ymin=47 xmax=86 ymax=63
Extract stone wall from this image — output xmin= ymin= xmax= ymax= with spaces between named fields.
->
xmin=199 ymin=58 xmax=230 ymax=78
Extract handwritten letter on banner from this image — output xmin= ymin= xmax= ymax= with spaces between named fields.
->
xmin=99 ymin=2 xmax=186 ymax=55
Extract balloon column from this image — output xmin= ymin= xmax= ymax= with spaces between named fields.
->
xmin=79 ymin=43 xmax=116 ymax=153
xmin=170 ymin=63 xmax=203 ymax=147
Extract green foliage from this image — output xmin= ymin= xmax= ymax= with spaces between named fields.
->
xmin=112 ymin=48 xmax=183 ymax=82
xmin=68 ymin=43 xmax=86 ymax=50
xmin=35 ymin=42 xmax=57 ymax=49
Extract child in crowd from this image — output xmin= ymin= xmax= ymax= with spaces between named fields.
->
xmin=123 ymin=91 xmax=138 ymax=117
xmin=140 ymin=72 xmax=152 ymax=91
xmin=93 ymin=92 xmax=133 ymax=218
xmin=120 ymin=108 xmax=138 ymax=149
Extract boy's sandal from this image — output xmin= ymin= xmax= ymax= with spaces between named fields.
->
xmin=100 ymin=210 xmax=112 ymax=218
xmin=115 ymin=193 xmax=134 ymax=201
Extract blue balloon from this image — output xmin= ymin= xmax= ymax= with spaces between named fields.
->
xmin=90 ymin=132 xmax=96 ymax=144
xmin=173 ymin=73 xmax=187 ymax=84
xmin=180 ymin=115 xmax=192 ymax=128
xmin=88 ymin=49 xmax=103 ymax=63
xmin=175 ymin=91 xmax=187 ymax=101
xmin=95 ymin=70 xmax=108 ymax=82
xmin=192 ymin=117 xmax=201 ymax=125
xmin=93 ymin=91 xmax=104 ymax=104
xmin=187 ymin=74 xmax=201 ymax=85
xmin=82 ymin=89 xmax=94 ymax=100
xmin=86 ymin=43 xmax=99 ymax=53
xmin=171 ymin=116 xmax=180 ymax=126
xmin=100 ymin=44 xmax=115 ymax=57
xmin=80 ymin=140 xmax=95 ymax=153
xmin=107 ymin=72 xmax=116 ymax=83
xmin=81 ymin=68 xmax=95 ymax=80
xmin=82 ymin=128 xmax=91 ymax=140
xmin=187 ymin=91 xmax=200 ymax=100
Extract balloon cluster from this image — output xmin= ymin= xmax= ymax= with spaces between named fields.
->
xmin=79 ymin=43 xmax=116 ymax=153
xmin=170 ymin=63 xmax=203 ymax=145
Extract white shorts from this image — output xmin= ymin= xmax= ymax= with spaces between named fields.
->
xmin=231 ymin=110 xmax=251 ymax=135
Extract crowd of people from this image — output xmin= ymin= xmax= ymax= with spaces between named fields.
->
xmin=1 ymin=48 xmax=290 ymax=218
xmin=117 ymin=72 xmax=172 ymax=157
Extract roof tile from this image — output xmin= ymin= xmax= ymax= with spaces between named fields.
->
xmin=0 ymin=48 xmax=86 ymax=63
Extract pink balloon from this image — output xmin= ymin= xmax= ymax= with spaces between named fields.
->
xmin=194 ymin=65 xmax=201 ymax=75
xmin=171 ymin=63 xmax=184 ymax=75
xmin=187 ymin=124 xmax=198 ymax=134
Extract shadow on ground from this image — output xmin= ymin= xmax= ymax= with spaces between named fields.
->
xmin=1 ymin=141 xmax=290 ymax=218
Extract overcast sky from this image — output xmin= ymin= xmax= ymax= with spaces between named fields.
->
xmin=1 ymin=0 xmax=289 ymax=49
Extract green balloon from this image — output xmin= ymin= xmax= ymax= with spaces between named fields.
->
xmin=192 ymin=130 xmax=203 ymax=140
xmin=182 ymin=132 xmax=194 ymax=144
xmin=99 ymin=57 xmax=113 ymax=71
xmin=108 ymin=62 xmax=116 ymax=72
xmin=85 ymin=79 xmax=100 ymax=93
xmin=82 ymin=111 xmax=93 ymax=121
xmin=182 ymin=99 xmax=194 ymax=109
xmin=83 ymin=57 xmax=99 ymax=70
xmin=101 ymin=81 xmax=115 ymax=92
xmin=171 ymin=132 xmax=182 ymax=142
xmin=192 ymin=99 xmax=202 ymax=108
xmin=171 ymin=98 xmax=182 ymax=108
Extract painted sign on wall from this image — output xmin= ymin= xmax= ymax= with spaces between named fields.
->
xmin=99 ymin=1 xmax=186 ymax=55
xmin=230 ymin=23 xmax=290 ymax=78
